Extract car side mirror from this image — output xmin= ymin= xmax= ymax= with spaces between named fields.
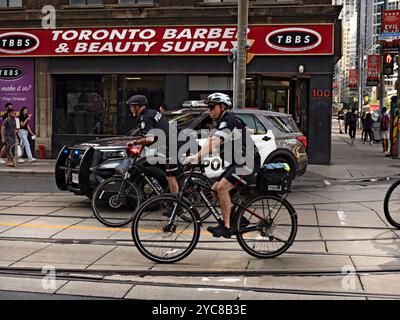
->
xmin=263 ymin=136 xmax=271 ymax=141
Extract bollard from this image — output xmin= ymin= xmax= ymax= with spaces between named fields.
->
xmin=38 ymin=144 xmax=45 ymax=159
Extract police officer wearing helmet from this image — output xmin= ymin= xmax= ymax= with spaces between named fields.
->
xmin=126 ymin=95 xmax=180 ymax=195
xmin=185 ymin=93 xmax=261 ymax=238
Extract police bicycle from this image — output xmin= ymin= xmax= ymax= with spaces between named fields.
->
xmin=131 ymin=163 xmax=298 ymax=263
xmin=91 ymin=144 xmax=213 ymax=227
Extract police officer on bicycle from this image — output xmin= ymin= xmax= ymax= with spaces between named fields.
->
xmin=184 ymin=93 xmax=261 ymax=238
xmin=127 ymin=95 xmax=180 ymax=195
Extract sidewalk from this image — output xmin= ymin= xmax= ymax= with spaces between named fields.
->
xmin=302 ymin=121 xmax=400 ymax=182
xmin=0 ymin=159 xmax=55 ymax=175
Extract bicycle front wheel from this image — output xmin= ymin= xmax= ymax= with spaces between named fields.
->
xmin=132 ymin=195 xmax=200 ymax=263
xmin=235 ymin=194 xmax=297 ymax=258
xmin=384 ymin=179 xmax=400 ymax=229
xmin=91 ymin=177 xmax=142 ymax=227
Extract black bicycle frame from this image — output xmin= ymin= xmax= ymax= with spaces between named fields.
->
xmin=173 ymin=166 xmax=266 ymax=228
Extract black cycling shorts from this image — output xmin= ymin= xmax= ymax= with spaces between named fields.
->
xmin=217 ymin=156 xmax=261 ymax=187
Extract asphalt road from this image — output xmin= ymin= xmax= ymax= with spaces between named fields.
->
xmin=0 ymin=174 xmax=59 ymax=193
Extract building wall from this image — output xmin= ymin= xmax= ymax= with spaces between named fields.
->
xmin=0 ymin=0 xmax=342 ymax=162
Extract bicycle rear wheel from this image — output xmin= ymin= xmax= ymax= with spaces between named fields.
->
xmin=235 ymin=194 xmax=297 ymax=258
xmin=132 ymin=195 xmax=200 ymax=263
xmin=91 ymin=177 xmax=142 ymax=227
xmin=384 ymin=179 xmax=400 ymax=229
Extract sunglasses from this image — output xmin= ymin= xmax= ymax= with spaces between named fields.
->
xmin=207 ymin=104 xmax=219 ymax=111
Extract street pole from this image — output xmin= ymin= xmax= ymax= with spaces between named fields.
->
xmin=358 ymin=48 xmax=363 ymax=116
xmin=234 ymin=0 xmax=248 ymax=109
xmin=380 ymin=0 xmax=388 ymax=112
xmin=396 ymin=54 xmax=400 ymax=158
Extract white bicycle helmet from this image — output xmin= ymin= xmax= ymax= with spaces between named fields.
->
xmin=205 ymin=92 xmax=232 ymax=109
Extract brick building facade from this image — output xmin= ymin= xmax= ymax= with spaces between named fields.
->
xmin=0 ymin=0 xmax=342 ymax=164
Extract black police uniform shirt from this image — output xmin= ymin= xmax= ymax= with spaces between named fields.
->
xmin=139 ymin=108 xmax=171 ymax=153
xmin=214 ymin=111 xmax=260 ymax=166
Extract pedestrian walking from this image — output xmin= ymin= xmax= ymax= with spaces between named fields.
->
xmin=380 ymin=107 xmax=390 ymax=155
xmin=348 ymin=109 xmax=358 ymax=144
xmin=338 ymin=108 xmax=345 ymax=134
xmin=0 ymin=102 xmax=13 ymax=164
xmin=1 ymin=107 xmax=17 ymax=167
xmin=18 ymin=107 xmax=36 ymax=162
xmin=360 ymin=111 xmax=366 ymax=140
xmin=363 ymin=113 xmax=373 ymax=144
xmin=345 ymin=109 xmax=350 ymax=134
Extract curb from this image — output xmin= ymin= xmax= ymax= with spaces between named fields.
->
xmin=0 ymin=170 xmax=54 ymax=176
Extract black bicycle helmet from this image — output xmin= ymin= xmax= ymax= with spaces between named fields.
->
xmin=126 ymin=95 xmax=148 ymax=106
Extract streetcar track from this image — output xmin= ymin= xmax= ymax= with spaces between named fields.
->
xmin=1 ymin=236 xmax=400 ymax=260
xmin=0 ymin=267 xmax=399 ymax=300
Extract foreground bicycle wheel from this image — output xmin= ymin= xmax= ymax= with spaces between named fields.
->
xmin=384 ymin=179 xmax=400 ymax=229
xmin=92 ymin=177 xmax=142 ymax=227
xmin=132 ymin=195 xmax=200 ymax=263
xmin=235 ymin=194 xmax=297 ymax=258
xmin=177 ymin=171 xmax=214 ymax=222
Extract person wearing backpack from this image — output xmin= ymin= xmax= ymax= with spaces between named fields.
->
xmin=380 ymin=107 xmax=390 ymax=154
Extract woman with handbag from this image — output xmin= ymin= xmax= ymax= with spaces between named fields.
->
xmin=18 ymin=107 xmax=36 ymax=162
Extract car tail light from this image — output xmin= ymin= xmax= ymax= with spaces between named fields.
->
xmin=127 ymin=143 xmax=141 ymax=156
xmin=296 ymin=136 xmax=307 ymax=149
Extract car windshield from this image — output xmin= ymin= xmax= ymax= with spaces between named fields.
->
xmin=163 ymin=112 xmax=201 ymax=129
xmin=267 ymin=115 xmax=299 ymax=133
xmin=125 ymin=111 xmax=200 ymax=136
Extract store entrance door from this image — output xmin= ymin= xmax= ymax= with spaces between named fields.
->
xmin=290 ymin=77 xmax=309 ymax=136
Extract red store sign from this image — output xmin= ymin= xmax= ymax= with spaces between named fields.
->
xmin=382 ymin=10 xmax=400 ymax=33
xmin=0 ymin=25 xmax=334 ymax=57
xmin=366 ymin=55 xmax=381 ymax=86
xmin=348 ymin=69 xmax=358 ymax=88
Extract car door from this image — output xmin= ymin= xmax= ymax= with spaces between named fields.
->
xmin=235 ymin=113 xmax=277 ymax=166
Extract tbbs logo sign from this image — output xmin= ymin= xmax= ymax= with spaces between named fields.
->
xmin=0 ymin=66 xmax=24 ymax=80
xmin=266 ymin=28 xmax=322 ymax=52
xmin=0 ymin=32 xmax=40 ymax=54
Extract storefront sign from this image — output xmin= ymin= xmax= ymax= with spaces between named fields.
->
xmin=0 ymin=25 xmax=334 ymax=57
xmin=382 ymin=10 xmax=400 ymax=33
xmin=381 ymin=10 xmax=400 ymax=48
xmin=0 ymin=58 xmax=35 ymax=128
xmin=348 ymin=69 xmax=358 ymax=88
xmin=366 ymin=55 xmax=381 ymax=86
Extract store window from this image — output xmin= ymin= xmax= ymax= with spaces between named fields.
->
xmin=119 ymin=0 xmax=154 ymax=4
xmin=70 ymin=0 xmax=103 ymax=5
xmin=188 ymin=75 xmax=233 ymax=100
xmin=0 ymin=0 xmax=22 ymax=7
xmin=54 ymin=75 xmax=165 ymax=136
